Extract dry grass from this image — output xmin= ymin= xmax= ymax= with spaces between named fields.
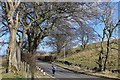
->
xmin=54 ymin=40 xmax=119 ymax=78
xmin=57 ymin=40 xmax=118 ymax=70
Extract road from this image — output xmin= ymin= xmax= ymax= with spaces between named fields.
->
xmin=36 ymin=60 xmax=113 ymax=80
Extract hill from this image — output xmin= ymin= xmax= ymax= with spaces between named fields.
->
xmin=55 ymin=39 xmax=119 ymax=71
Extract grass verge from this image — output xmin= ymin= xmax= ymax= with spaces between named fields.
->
xmin=53 ymin=61 xmax=119 ymax=80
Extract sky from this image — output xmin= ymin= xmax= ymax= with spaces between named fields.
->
xmin=0 ymin=2 xmax=119 ymax=55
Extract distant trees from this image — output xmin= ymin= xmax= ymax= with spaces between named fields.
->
xmin=49 ymin=33 xmax=68 ymax=53
xmin=43 ymin=25 xmax=76 ymax=53
xmin=76 ymin=26 xmax=97 ymax=50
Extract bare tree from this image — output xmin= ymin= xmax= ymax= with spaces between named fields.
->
xmin=96 ymin=3 xmax=119 ymax=71
xmin=44 ymin=28 xmax=74 ymax=54
xmin=2 ymin=1 xmax=31 ymax=73
xmin=2 ymin=0 xmax=21 ymax=72
xmin=76 ymin=26 xmax=97 ymax=50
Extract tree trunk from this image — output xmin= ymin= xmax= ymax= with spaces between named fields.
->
xmin=8 ymin=30 xmax=21 ymax=72
xmin=98 ymin=29 xmax=106 ymax=71
xmin=16 ymin=43 xmax=21 ymax=70
xmin=8 ymin=19 xmax=16 ymax=71
xmin=81 ymin=44 xmax=86 ymax=50
xmin=97 ymin=39 xmax=104 ymax=72
xmin=7 ymin=10 xmax=21 ymax=72
xmin=98 ymin=50 xmax=102 ymax=72
xmin=103 ymin=37 xmax=110 ymax=71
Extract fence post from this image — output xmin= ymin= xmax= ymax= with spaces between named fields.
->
xmin=29 ymin=65 xmax=32 ymax=78
xmin=24 ymin=62 xmax=26 ymax=78
xmin=23 ymin=62 xmax=25 ymax=71
xmin=25 ymin=63 xmax=28 ymax=78
xmin=26 ymin=64 xmax=29 ymax=78
xmin=22 ymin=62 xmax=24 ymax=77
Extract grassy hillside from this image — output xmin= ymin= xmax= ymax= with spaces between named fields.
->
xmin=56 ymin=39 xmax=119 ymax=71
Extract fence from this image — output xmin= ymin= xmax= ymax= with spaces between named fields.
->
xmin=19 ymin=61 xmax=47 ymax=78
xmin=19 ymin=61 xmax=32 ymax=78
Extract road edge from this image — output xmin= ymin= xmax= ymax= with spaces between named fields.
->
xmin=54 ymin=63 xmax=120 ymax=80
xmin=36 ymin=65 xmax=56 ymax=79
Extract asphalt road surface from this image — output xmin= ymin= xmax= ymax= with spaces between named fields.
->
xmin=36 ymin=60 xmax=114 ymax=80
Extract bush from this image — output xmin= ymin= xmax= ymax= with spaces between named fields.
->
xmin=92 ymin=67 xmax=101 ymax=72
xmin=64 ymin=61 xmax=72 ymax=65
xmin=37 ymin=55 xmax=56 ymax=62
